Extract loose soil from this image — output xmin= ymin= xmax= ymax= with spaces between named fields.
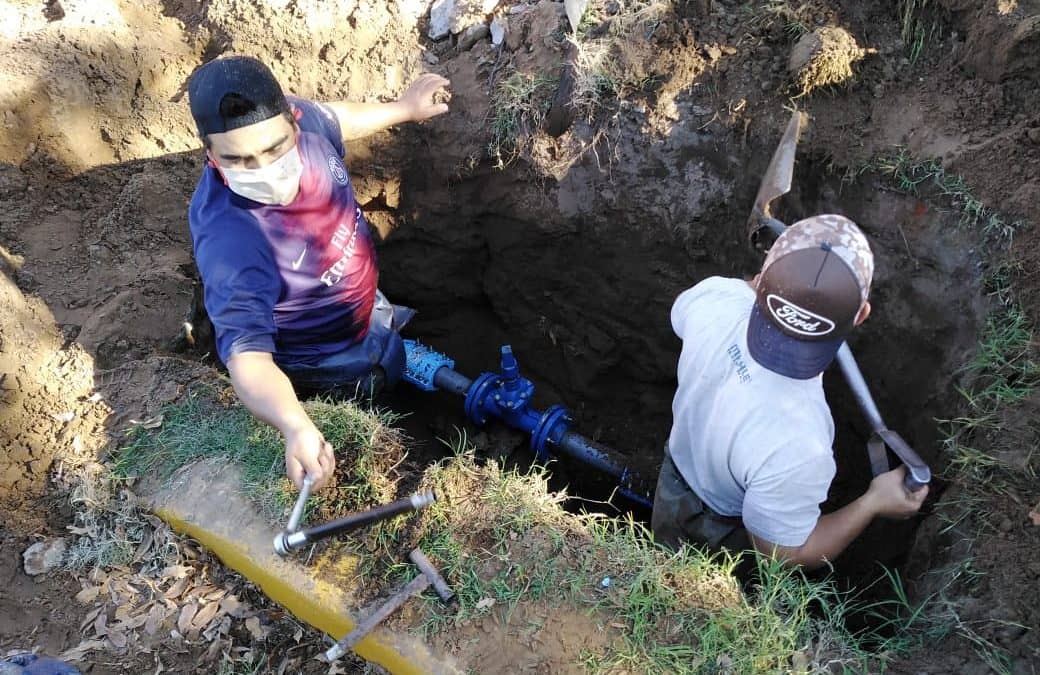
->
xmin=1 ymin=0 xmax=1038 ymax=672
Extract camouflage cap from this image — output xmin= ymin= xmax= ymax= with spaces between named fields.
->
xmin=762 ymin=214 xmax=874 ymax=305
xmin=746 ymin=215 xmax=874 ymax=379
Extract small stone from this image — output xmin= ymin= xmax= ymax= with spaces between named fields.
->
xmin=998 ymin=517 xmax=1014 ymax=532
xmin=457 ymin=23 xmax=489 ymax=51
xmin=1026 ymin=127 xmax=1040 ymax=144
xmin=23 ymin=538 xmax=67 ymax=576
xmin=428 ymin=0 xmax=454 ymax=40
xmin=423 ymin=51 xmax=439 ymax=65
xmin=490 ymin=16 xmax=506 ymax=46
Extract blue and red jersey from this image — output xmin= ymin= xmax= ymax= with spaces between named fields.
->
xmin=189 ymin=98 xmax=379 ymax=368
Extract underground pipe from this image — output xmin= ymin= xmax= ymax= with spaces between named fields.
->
xmin=403 ymin=340 xmax=653 ymax=509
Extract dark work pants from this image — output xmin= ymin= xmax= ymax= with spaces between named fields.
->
xmin=651 ymin=447 xmax=751 ymax=554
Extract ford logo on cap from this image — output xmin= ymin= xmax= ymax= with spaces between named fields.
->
xmin=766 ymin=294 xmax=836 ymax=337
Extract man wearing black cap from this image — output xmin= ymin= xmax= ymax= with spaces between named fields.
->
xmin=187 ymin=56 xmax=450 ymax=493
xmin=652 ymin=215 xmax=928 ymax=568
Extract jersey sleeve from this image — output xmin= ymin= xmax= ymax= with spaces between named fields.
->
xmin=741 ymin=449 xmax=836 ymax=548
xmin=191 ymin=211 xmax=282 ymax=364
xmin=289 ymin=96 xmax=345 ymax=158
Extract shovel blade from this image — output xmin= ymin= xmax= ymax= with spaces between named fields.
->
xmin=747 ymin=110 xmax=806 ymax=244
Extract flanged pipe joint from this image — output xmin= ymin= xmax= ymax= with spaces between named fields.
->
xmin=403 ymin=340 xmax=651 ymax=508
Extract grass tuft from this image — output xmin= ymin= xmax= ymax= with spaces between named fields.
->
xmin=850 ymin=149 xmax=1028 ymax=246
xmin=898 ymin=0 xmax=943 ymax=64
xmin=486 ymin=71 xmax=559 ymax=168
xmin=114 ymin=385 xmax=406 ymax=521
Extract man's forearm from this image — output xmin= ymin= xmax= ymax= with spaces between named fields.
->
xmin=777 ymin=495 xmax=878 ymax=569
xmin=227 ymin=352 xmax=314 ymax=435
xmin=325 ymin=101 xmax=412 ymax=140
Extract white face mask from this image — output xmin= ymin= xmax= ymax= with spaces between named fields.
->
xmin=220 ymin=144 xmax=304 ymax=206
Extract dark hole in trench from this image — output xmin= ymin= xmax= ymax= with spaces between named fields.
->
xmin=372 ymin=153 xmax=985 ymax=634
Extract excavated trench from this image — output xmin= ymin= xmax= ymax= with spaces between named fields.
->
xmin=372 ymin=141 xmax=987 ymax=606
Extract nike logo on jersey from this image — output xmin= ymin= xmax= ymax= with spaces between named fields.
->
xmin=291 ymin=246 xmax=307 ymax=270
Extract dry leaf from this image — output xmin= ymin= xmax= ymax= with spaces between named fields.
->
xmin=75 ymin=586 xmax=100 ymax=604
xmin=177 ymin=603 xmax=198 ymax=636
xmin=144 ymin=605 xmax=166 ymax=636
xmin=60 ymin=639 xmax=106 ymax=662
xmin=164 ymin=576 xmax=190 ymax=601
xmin=130 ymin=414 xmax=164 ymax=429
xmin=133 ymin=530 xmax=154 ymax=562
xmin=81 ymin=605 xmax=104 ymax=631
xmin=93 ymin=610 xmax=108 ymax=637
xmin=107 ymin=630 xmax=128 ymax=650
xmin=190 ymin=601 xmax=222 ymax=633
xmin=244 ymin=616 xmax=268 ymax=642
xmin=219 ymin=595 xmax=250 ymax=619
xmin=202 ymin=638 xmax=223 ymax=664
xmin=475 ymin=597 xmax=495 ymax=611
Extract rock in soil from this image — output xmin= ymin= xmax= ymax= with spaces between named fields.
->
xmin=458 ymin=23 xmax=489 ymax=52
xmin=22 ymin=538 xmax=67 ymax=576
xmin=788 ymin=26 xmax=877 ymax=96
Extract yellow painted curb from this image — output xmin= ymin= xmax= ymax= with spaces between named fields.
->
xmin=147 ymin=460 xmax=460 ymax=675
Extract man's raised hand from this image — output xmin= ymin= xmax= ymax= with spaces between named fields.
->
xmin=399 ymin=73 xmax=451 ymax=122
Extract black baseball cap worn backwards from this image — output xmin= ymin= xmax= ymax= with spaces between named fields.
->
xmin=187 ymin=56 xmax=291 ymax=137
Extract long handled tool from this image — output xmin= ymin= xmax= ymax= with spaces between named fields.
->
xmin=274 ymin=490 xmax=437 ymax=556
xmin=748 ymin=110 xmax=931 ymax=492
xmin=324 ymin=548 xmax=454 ymax=662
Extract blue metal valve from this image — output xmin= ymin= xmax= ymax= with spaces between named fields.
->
xmin=402 ymin=341 xmax=652 ymax=509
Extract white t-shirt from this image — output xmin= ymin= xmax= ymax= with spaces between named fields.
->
xmin=667 ymin=276 xmax=836 ymax=547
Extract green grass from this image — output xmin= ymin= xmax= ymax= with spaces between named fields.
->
xmin=400 ymin=433 xmax=928 ymax=673
xmin=487 ymin=71 xmax=559 ymax=167
xmin=850 ymin=148 xmax=1035 ymax=671
xmin=851 ymin=150 xmax=1027 ymax=245
xmin=216 ymin=652 xmax=267 ymax=675
xmin=898 ymin=0 xmax=945 ymax=64
xmin=743 ymin=0 xmax=811 ymax=40
xmin=114 ymin=385 xmax=405 ymax=520
xmin=486 ymin=1 xmax=669 ymax=169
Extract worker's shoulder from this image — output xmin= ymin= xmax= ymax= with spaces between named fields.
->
xmin=671 ymin=276 xmax=753 ymax=334
xmin=288 ymin=95 xmax=337 ymax=126
xmin=675 ymin=276 xmax=753 ymax=309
